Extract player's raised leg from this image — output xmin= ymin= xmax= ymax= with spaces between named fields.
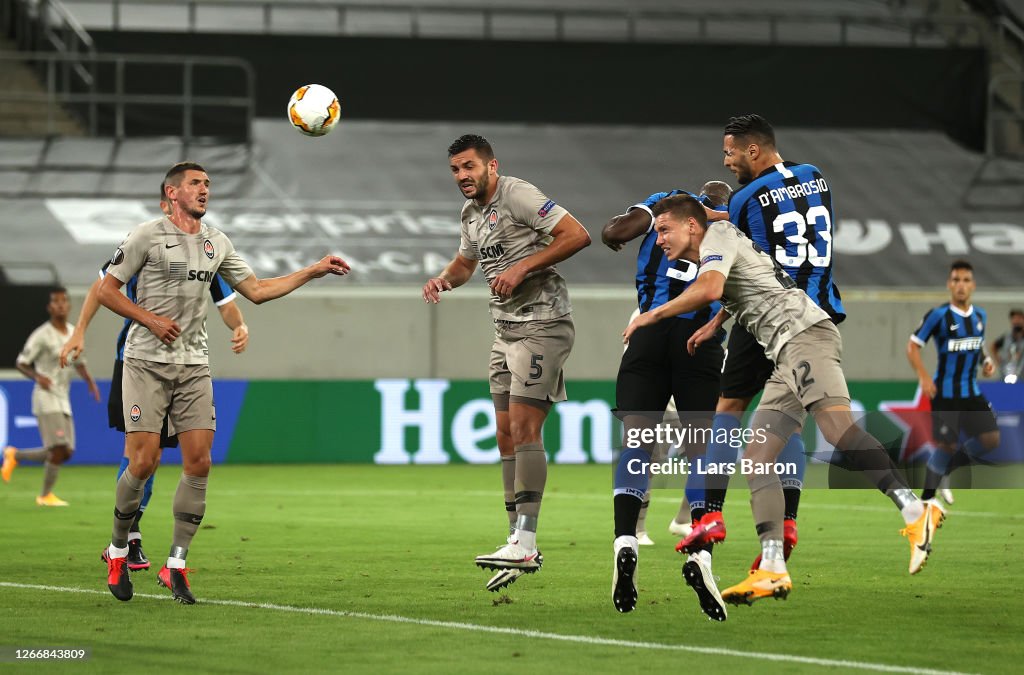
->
xmin=817 ymin=406 xmax=944 ymax=574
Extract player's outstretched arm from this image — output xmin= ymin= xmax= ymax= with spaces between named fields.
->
xmin=490 ymin=215 xmax=591 ymax=298
xmin=905 ymin=340 xmax=937 ymax=399
xmin=217 ymin=300 xmax=249 ymax=354
xmin=423 ymin=254 xmax=476 ymax=304
xmin=97 ymin=273 xmax=181 ymax=345
xmin=623 ymin=271 xmax=724 ymax=343
xmin=60 ymin=276 xmax=102 ymax=368
xmin=233 ymin=255 xmax=350 ymax=305
xmin=601 ymin=209 xmax=650 ymax=251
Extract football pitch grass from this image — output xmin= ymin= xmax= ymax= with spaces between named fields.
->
xmin=2 ymin=464 xmax=1022 ymax=674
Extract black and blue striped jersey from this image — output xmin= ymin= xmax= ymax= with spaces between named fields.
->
xmin=728 ymin=161 xmax=845 ymax=323
xmin=628 ymin=190 xmax=724 ymax=321
xmin=99 ymin=260 xmax=235 ymax=361
xmin=911 ymin=303 xmax=988 ymax=399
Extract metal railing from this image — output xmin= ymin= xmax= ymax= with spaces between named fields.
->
xmin=4 ymin=0 xmax=95 ymax=86
xmin=0 ymin=51 xmax=255 ymax=141
xmin=986 ymin=72 xmax=1024 ymax=156
xmin=63 ymin=0 xmax=988 ymax=46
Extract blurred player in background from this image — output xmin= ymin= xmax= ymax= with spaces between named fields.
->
xmin=627 ymin=195 xmax=945 ymax=606
xmin=98 ymin=161 xmax=349 ymax=605
xmin=3 ymin=287 xmax=100 ymax=505
xmin=681 ymin=114 xmax=845 ymax=573
xmin=61 ymin=188 xmax=249 ymax=570
xmin=423 ymin=134 xmax=590 ymax=592
xmin=907 ymin=259 xmax=999 ymax=504
xmin=991 ymin=308 xmax=1024 ymax=383
xmin=601 ymin=182 xmax=729 ymax=618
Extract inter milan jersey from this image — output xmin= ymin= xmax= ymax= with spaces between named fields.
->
xmin=911 ymin=303 xmax=987 ymax=399
xmin=99 ymin=259 xmax=236 ymax=361
xmin=728 ymin=161 xmax=845 ymax=323
xmin=627 ymin=190 xmax=723 ymax=322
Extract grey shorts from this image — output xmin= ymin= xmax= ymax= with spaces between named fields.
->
xmin=756 ymin=321 xmax=851 ymax=432
xmin=122 ymin=357 xmax=216 ymax=435
xmin=38 ymin=412 xmax=74 ymax=451
xmin=489 ymin=315 xmax=574 ymax=406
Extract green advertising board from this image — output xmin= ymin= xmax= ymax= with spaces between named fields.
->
xmin=226 ymin=380 xmax=924 ymax=464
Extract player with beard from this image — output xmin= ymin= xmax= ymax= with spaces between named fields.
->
xmin=423 ymin=135 xmax=591 ymax=592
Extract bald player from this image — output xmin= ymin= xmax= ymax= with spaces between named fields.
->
xmin=423 ymin=134 xmax=591 ymax=593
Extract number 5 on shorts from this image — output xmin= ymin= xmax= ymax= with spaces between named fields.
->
xmin=529 ymin=354 xmax=544 ymax=380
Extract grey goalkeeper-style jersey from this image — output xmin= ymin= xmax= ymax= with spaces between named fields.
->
xmin=107 ymin=217 xmax=253 ymax=365
xmin=17 ymin=321 xmax=82 ymax=415
xmin=697 ymin=220 xmax=830 ymax=361
xmin=459 ymin=176 xmax=573 ymax=322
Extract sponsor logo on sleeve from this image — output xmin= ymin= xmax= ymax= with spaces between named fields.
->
xmin=111 ymin=248 xmax=124 ymax=265
xmin=204 ymin=239 xmax=215 ymax=259
xmin=700 ymin=254 xmax=724 ymax=265
xmin=538 ymin=199 xmax=556 ymax=216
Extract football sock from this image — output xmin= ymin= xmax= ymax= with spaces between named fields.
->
xmin=835 ymin=425 xmax=913 ymax=498
xmin=14 ymin=447 xmax=48 ymax=462
xmin=614 ymin=494 xmax=643 ymax=539
xmin=501 ymin=455 xmax=516 ymax=527
xmin=170 ymin=474 xmax=207 ymax=559
xmin=513 ymin=443 xmax=546 ymax=547
xmin=112 ymin=469 xmax=145 ymax=548
xmin=900 ymin=499 xmax=926 ymax=524
xmin=41 ymin=460 xmax=59 ymax=496
xmin=635 ymin=491 xmax=650 ymax=533
xmin=614 ymin=446 xmax=650 ymax=538
xmin=130 ymin=472 xmax=156 ymax=532
xmin=922 ymin=448 xmax=954 ymax=500
xmin=685 ymin=460 xmax=704 ymax=521
xmin=962 ymin=436 xmax=995 ymax=459
xmin=704 ymin=413 xmax=741 ymax=513
xmin=758 ymin=539 xmax=787 ymax=573
xmin=780 ymin=432 xmax=805 ymax=521
xmin=749 ymin=472 xmax=785 ymax=543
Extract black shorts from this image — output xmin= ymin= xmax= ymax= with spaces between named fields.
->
xmin=616 ymin=316 xmax=723 ymax=416
xmin=931 ymin=395 xmax=998 ymax=445
xmin=719 ymin=324 xmax=775 ymax=400
xmin=107 ymin=359 xmax=179 ymax=448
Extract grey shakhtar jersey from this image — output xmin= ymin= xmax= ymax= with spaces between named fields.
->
xmin=17 ymin=321 xmax=81 ymax=415
xmin=697 ymin=221 xmax=830 ymax=361
xmin=107 ymin=217 xmax=253 ymax=365
xmin=459 ymin=176 xmax=573 ymax=322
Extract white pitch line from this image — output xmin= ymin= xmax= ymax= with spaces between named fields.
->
xmin=0 ymin=581 xmax=974 ymax=675
xmin=13 ymin=486 xmax=1021 ymax=520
